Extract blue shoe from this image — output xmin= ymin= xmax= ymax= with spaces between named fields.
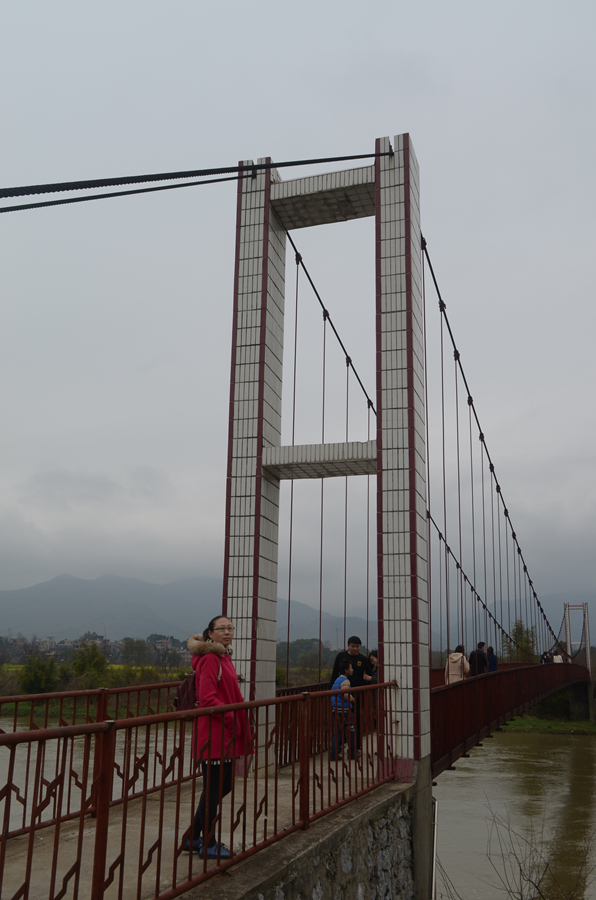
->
xmin=183 ymin=837 xmax=204 ymax=853
xmin=205 ymin=842 xmax=232 ymax=859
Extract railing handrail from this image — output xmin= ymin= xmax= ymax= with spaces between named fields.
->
xmin=0 ymin=680 xmax=180 ymax=706
xmin=0 ymin=689 xmax=314 ymax=745
xmin=0 ymin=677 xmax=345 ymax=710
xmin=431 ymin=661 xmax=590 ymax=694
xmin=307 ymin=680 xmax=397 ymax=700
xmin=0 ymin=719 xmax=112 ymax=746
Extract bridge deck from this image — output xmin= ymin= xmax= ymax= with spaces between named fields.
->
xmin=431 ymin=663 xmax=590 ymax=778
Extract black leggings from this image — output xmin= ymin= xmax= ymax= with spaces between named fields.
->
xmin=193 ymin=760 xmax=233 ymax=845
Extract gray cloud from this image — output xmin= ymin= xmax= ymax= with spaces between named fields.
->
xmin=0 ymin=1 xmax=594 ymax=620
xmin=20 ymin=470 xmax=122 ymax=509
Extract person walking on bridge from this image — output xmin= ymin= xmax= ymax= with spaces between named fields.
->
xmin=487 ymin=646 xmax=498 ymax=672
xmin=445 ymin=645 xmax=470 ymax=684
xmin=469 ymin=641 xmax=488 ymax=677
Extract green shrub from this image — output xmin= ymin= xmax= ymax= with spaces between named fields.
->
xmin=531 ymin=688 xmax=572 ymax=720
xmin=71 ymin=642 xmax=108 ymax=688
xmin=19 ymin=656 xmax=59 ymax=694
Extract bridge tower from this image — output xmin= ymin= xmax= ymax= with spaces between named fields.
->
xmin=222 ymin=135 xmax=429 ymax=764
xmin=564 ymin=602 xmax=592 ymax=675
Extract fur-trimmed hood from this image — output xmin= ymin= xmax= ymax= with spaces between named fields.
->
xmin=187 ymin=634 xmax=232 ymax=657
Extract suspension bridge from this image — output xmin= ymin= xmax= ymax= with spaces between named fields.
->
xmin=220 ymin=132 xmax=592 ymax=768
xmin=0 ymin=133 xmax=592 ymax=899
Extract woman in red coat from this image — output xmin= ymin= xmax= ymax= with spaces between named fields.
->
xmin=186 ymin=615 xmax=250 ymax=860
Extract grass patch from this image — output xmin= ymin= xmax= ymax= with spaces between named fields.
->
xmin=506 ymin=715 xmax=596 ymax=735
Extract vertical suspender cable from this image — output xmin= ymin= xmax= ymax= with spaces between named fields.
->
xmin=505 ymin=509 xmax=512 ymax=655
xmin=489 ymin=469 xmax=500 ymax=656
xmin=366 ymin=401 xmax=372 ymax=655
xmin=318 ymin=311 xmax=328 ymax=679
xmin=454 ymin=357 xmax=465 ymax=649
xmin=479 ymin=433 xmax=489 ymax=646
xmin=422 ymin=244 xmax=434 ymax=667
xmin=343 ymin=357 xmax=351 ymax=649
xmin=467 ymin=399 xmax=478 ymax=648
xmin=497 ymin=488 xmax=504 ymax=654
xmin=490 ymin=465 xmax=498 ymax=656
xmin=285 ymin=253 xmax=301 ymax=685
xmin=440 ymin=308 xmax=450 ymax=659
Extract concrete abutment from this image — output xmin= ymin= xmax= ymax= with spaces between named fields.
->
xmin=185 ymin=762 xmax=433 ymax=900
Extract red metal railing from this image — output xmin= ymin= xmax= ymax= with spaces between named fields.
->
xmin=0 ymin=682 xmax=180 ymax=731
xmin=0 ymin=683 xmax=402 ymax=900
xmin=430 ymin=663 xmax=590 ymax=778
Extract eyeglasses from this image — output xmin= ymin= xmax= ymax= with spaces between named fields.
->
xmin=213 ymin=626 xmax=235 ymax=633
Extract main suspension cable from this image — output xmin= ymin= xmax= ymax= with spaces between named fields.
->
xmin=285 ymin=231 xmax=376 ymax=419
xmin=0 ymin=151 xmax=392 ymax=200
xmin=0 ymin=174 xmax=239 ymax=214
xmin=422 ymin=239 xmax=557 ymax=647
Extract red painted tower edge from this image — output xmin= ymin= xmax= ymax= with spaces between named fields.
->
xmin=374 ymin=139 xmax=385 ymax=679
xmin=222 ymin=164 xmax=246 ymax=617
xmin=249 ymin=160 xmax=273 ymax=701
xmin=403 ymin=134 xmax=422 ymax=760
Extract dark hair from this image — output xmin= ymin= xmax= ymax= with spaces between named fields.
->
xmin=369 ymin=649 xmax=378 ymax=659
xmin=338 ymin=659 xmax=352 ymax=675
xmin=347 ymin=636 xmax=362 ymax=646
xmin=454 ymin=645 xmax=464 ymax=654
xmin=203 ymin=615 xmax=230 ymax=641
xmin=478 ymin=641 xmax=485 ymax=649
xmin=487 ymin=646 xmax=494 ymax=656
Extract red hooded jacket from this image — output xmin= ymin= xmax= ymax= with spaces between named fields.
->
xmin=187 ymin=635 xmax=251 ymax=761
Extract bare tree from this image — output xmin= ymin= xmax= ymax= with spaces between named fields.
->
xmin=436 ymin=811 xmax=595 ymax=900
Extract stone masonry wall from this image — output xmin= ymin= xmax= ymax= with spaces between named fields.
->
xmin=188 ymin=781 xmax=417 ymax=900
xmin=263 ymin=798 xmax=413 ymax=900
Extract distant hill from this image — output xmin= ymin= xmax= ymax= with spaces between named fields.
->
xmin=276 ymin=598 xmax=377 ymax=649
xmin=0 ymin=574 xmax=222 ymax=641
xmin=0 ymin=574 xmax=377 ymax=647
xmin=5 ymin=573 xmax=579 ymax=649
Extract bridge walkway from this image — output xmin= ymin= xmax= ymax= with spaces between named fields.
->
xmin=430 ymin=663 xmax=591 ymax=778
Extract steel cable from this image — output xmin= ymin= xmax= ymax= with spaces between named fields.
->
xmin=423 ymin=239 xmax=558 ymax=647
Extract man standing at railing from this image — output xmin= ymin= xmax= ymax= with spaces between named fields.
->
xmin=330 ymin=636 xmax=373 ymax=756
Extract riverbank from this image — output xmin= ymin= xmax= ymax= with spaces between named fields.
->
xmin=506 ymin=715 xmax=596 ymax=735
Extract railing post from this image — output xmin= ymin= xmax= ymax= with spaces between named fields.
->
xmin=90 ymin=689 xmax=109 ymax=815
xmin=96 ymin=687 xmax=109 ymax=723
xmin=298 ymin=693 xmax=310 ymax=829
xmin=91 ymin=721 xmax=116 ymax=900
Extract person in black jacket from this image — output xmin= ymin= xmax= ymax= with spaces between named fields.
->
xmin=469 ymin=641 xmax=488 ymax=677
xmin=330 ymin=636 xmax=372 ymax=755
xmin=331 ymin=636 xmax=372 ymax=687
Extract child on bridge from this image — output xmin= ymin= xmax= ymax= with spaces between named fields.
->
xmin=329 ymin=659 xmax=355 ymax=760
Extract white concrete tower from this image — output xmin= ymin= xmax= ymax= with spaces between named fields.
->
xmin=222 ymin=137 xmax=430 ymax=764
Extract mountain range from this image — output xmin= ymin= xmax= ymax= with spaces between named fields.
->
xmin=0 ymin=574 xmax=376 ymax=648
xmin=0 ymin=573 xmax=590 ymax=648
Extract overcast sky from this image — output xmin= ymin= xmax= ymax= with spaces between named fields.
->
xmin=1 ymin=1 xmax=594 ymax=619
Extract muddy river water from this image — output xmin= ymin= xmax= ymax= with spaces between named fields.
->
xmin=433 ymin=729 xmax=596 ymax=900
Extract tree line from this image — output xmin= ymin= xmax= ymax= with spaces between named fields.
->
xmin=0 ymin=633 xmax=188 ymax=695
